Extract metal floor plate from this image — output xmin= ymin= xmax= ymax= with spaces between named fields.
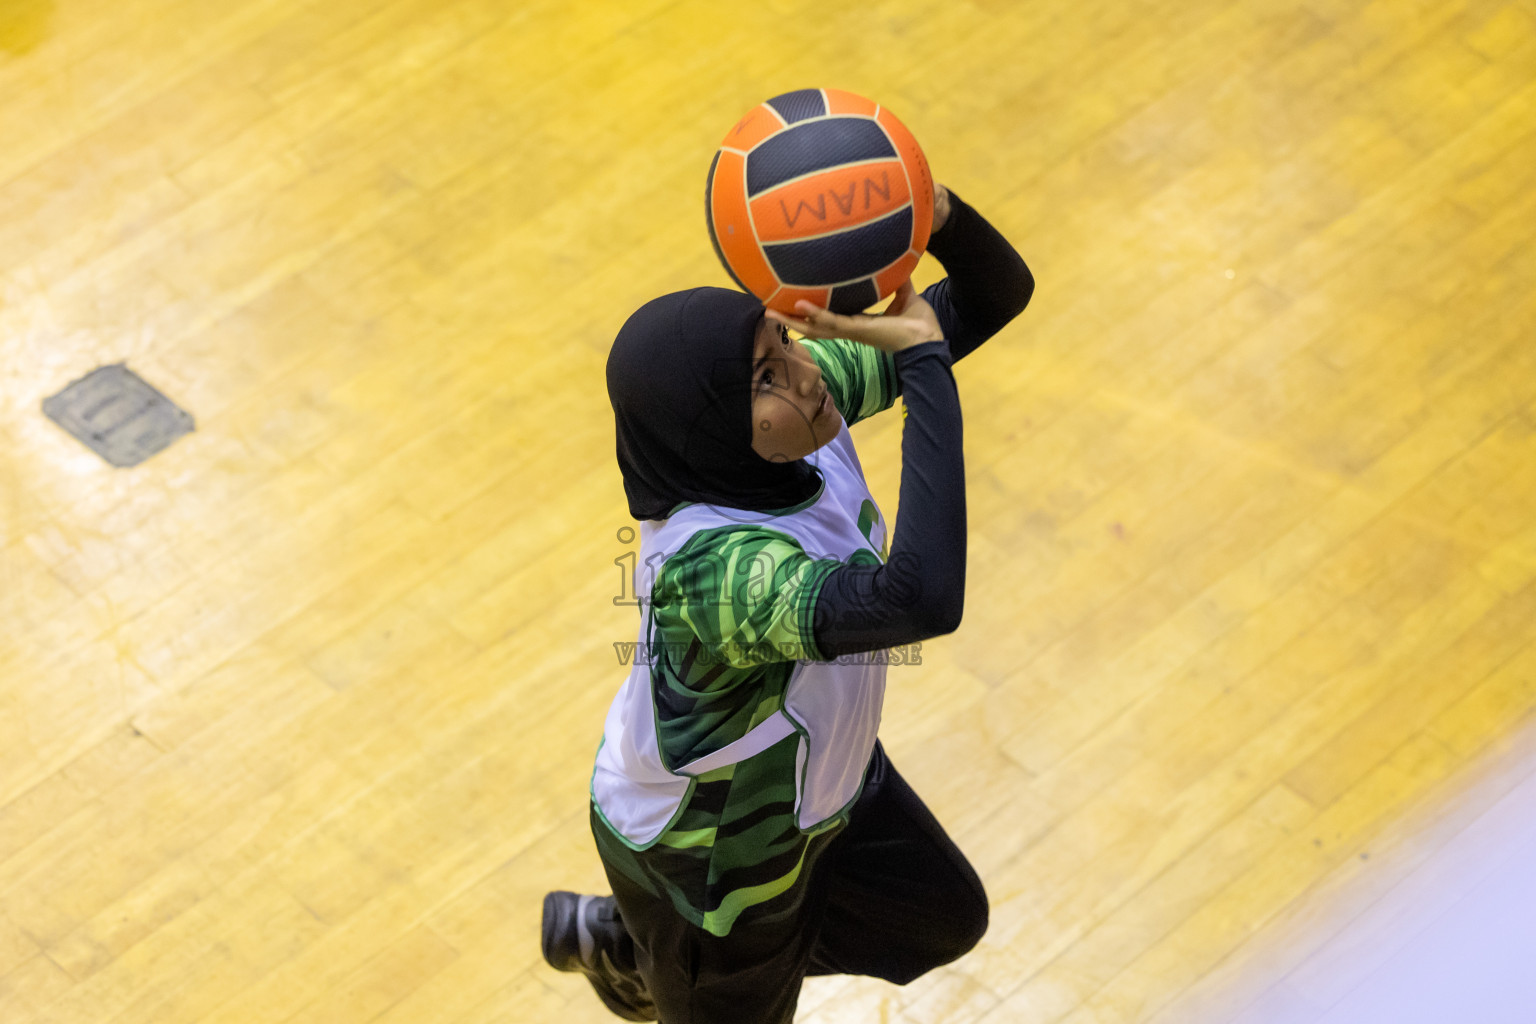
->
xmin=42 ymin=363 xmax=195 ymax=468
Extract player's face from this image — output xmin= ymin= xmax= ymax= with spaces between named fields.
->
xmin=749 ymin=314 xmax=840 ymax=463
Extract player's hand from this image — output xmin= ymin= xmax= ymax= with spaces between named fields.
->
xmin=765 ymin=281 xmax=942 ymax=354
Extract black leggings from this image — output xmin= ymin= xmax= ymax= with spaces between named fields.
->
xmin=599 ymin=742 xmax=988 ymax=1024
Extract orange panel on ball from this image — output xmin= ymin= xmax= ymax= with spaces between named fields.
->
xmin=710 ymin=149 xmax=779 ymax=299
xmin=720 ymin=104 xmax=785 ymax=152
xmin=825 ymin=89 xmax=878 ymax=116
xmin=875 ymin=251 xmax=922 ymax=300
xmin=765 ymin=285 xmax=832 ymax=316
xmin=875 ymin=107 xmax=934 ymax=253
xmin=749 ymin=160 xmax=911 ymax=243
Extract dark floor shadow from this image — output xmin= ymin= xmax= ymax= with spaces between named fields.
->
xmin=0 ymin=0 xmax=55 ymax=56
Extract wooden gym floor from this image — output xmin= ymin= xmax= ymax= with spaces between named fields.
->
xmin=3 ymin=1 xmax=1535 ymax=1021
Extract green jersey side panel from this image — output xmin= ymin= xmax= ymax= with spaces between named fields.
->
xmin=593 ymin=732 xmax=843 ymax=937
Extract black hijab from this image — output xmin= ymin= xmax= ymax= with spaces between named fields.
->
xmin=607 ymin=286 xmax=822 ymax=520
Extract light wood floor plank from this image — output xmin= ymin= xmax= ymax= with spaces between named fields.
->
xmin=5 ymin=1 xmax=1535 ymax=1021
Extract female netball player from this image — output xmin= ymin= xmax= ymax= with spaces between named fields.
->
xmin=544 ymin=184 xmax=1033 ymax=1023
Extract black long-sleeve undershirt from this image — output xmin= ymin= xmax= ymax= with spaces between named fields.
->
xmin=923 ymin=191 xmax=1035 ymax=363
xmin=811 ymin=194 xmax=1033 ymax=658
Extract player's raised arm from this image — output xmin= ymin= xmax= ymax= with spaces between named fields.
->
xmin=771 ymin=286 xmax=967 ymax=655
xmin=922 ymin=187 xmax=1035 ymax=362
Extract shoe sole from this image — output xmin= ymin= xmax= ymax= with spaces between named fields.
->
xmin=541 ymin=891 xmax=578 ymax=971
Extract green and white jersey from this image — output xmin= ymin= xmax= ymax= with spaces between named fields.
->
xmin=591 ymin=337 xmax=898 ymax=937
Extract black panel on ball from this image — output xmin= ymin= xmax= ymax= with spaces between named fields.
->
xmin=829 ymin=278 xmax=880 ymax=314
xmin=766 ymin=89 xmax=828 ymax=125
xmin=745 ymin=119 xmax=896 ymax=197
xmin=762 ymin=206 xmax=913 ymax=286
xmin=704 ymin=150 xmax=752 ymax=295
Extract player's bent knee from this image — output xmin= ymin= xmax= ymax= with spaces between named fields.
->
xmin=946 ymin=883 xmax=990 ymax=961
xmin=947 ymin=881 xmax=990 ymax=955
xmin=890 ymin=884 xmax=989 ymax=985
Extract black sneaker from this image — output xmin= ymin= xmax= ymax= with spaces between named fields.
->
xmin=541 ymin=891 xmax=657 ymax=1021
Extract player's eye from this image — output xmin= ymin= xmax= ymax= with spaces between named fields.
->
xmin=759 ymin=368 xmax=776 ymax=390
xmin=779 ymin=324 xmax=791 ymax=347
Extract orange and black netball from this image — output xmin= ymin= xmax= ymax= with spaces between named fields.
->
xmin=706 ymin=89 xmax=934 ymax=315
